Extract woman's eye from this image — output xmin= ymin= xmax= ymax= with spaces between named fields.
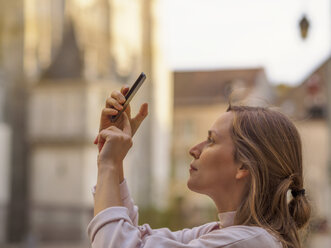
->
xmin=207 ymin=137 xmax=214 ymax=143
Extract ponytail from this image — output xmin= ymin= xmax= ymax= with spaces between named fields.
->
xmin=289 ymin=181 xmax=311 ymax=229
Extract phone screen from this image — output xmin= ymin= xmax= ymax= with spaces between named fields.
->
xmin=110 ymin=72 xmax=146 ymax=123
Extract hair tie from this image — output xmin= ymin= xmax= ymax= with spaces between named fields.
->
xmin=291 ymin=189 xmax=305 ymax=198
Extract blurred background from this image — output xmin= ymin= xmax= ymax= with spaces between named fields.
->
xmin=0 ymin=0 xmax=330 ymax=247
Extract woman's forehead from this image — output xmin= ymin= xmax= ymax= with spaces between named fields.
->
xmin=210 ymin=112 xmax=234 ymax=134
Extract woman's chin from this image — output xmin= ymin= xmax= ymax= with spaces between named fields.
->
xmin=187 ymin=178 xmax=198 ymax=192
xmin=187 ymin=177 xmax=207 ymax=195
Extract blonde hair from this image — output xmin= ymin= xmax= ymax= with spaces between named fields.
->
xmin=226 ymin=105 xmax=311 ymax=248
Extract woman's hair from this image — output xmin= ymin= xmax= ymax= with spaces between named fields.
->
xmin=226 ymin=104 xmax=311 ymax=248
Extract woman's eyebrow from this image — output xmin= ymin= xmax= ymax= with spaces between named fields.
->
xmin=208 ymin=130 xmax=221 ymax=138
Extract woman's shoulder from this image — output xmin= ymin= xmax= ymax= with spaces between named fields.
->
xmin=209 ymin=225 xmax=282 ymax=248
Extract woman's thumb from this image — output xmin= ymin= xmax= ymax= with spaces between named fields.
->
xmin=122 ymin=112 xmax=132 ymax=137
xmin=132 ymin=103 xmax=148 ymax=126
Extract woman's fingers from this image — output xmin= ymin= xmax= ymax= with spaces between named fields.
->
xmin=121 ymin=85 xmax=129 ymax=95
xmin=98 ymin=121 xmax=131 ymax=150
xmin=99 ymin=86 xmax=146 ymax=139
xmin=111 ymin=90 xmax=126 ymax=104
xmin=122 ymin=112 xmax=132 ymax=137
xmin=97 ymin=122 xmax=133 ymax=164
xmin=102 ymin=108 xmax=118 ymax=116
xmin=105 ymin=87 xmax=129 ymax=113
xmin=131 ymin=103 xmax=148 ymax=134
xmin=97 ymin=131 xmax=107 ymax=152
xmin=97 ymin=127 xmax=116 ymax=147
xmin=120 ymin=86 xmax=132 ymax=118
xmin=106 ymin=97 xmax=124 ymax=111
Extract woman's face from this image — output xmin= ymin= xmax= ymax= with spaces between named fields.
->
xmin=188 ymin=111 xmax=243 ymax=197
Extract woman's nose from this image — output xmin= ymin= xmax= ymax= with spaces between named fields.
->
xmin=189 ymin=144 xmax=201 ymax=159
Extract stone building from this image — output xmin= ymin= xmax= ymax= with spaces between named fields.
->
xmin=27 ymin=18 xmax=97 ymax=241
xmin=0 ymin=72 xmax=12 ymax=243
xmin=2 ymin=0 xmax=172 ymax=244
xmin=0 ymin=0 xmax=27 ymax=243
xmin=277 ymin=57 xmax=331 ymax=229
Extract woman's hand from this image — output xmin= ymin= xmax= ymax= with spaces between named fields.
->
xmin=94 ymin=113 xmax=132 ymax=216
xmin=97 ymin=112 xmax=133 ymax=168
xmin=99 ymin=85 xmax=148 ymax=137
xmin=95 ymin=85 xmax=148 ymax=182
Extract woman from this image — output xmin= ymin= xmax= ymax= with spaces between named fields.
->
xmin=87 ymin=86 xmax=311 ymax=248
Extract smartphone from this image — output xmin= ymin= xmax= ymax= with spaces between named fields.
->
xmin=110 ymin=72 xmax=147 ymax=123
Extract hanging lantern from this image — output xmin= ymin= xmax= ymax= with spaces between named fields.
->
xmin=299 ymin=15 xmax=310 ymax=39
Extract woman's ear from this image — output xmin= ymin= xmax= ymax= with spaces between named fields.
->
xmin=235 ymin=164 xmax=250 ymax=180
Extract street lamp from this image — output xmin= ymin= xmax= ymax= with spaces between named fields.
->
xmin=299 ymin=15 xmax=310 ymax=39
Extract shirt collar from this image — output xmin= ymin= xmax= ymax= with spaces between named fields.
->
xmin=217 ymin=211 xmax=236 ymax=228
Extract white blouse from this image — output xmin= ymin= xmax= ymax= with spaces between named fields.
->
xmin=87 ymin=180 xmax=282 ymax=248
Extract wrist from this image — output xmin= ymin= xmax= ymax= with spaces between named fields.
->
xmin=98 ymin=162 xmax=120 ymax=176
xmin=97 ymin=160 xmax=124 ymax=182
xmin=97 ymin=166 xmax=120 ymax=189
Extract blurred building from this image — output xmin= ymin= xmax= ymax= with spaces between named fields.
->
xmin=27 ymin=18 xmax=98 ymax=242
xmin=277 ymin=57 xmax=330 ymax=230
xmin=171 ymin=68 xmax=276 ymax=224
xmin=1 ymin=0 xmax=172 ymax=244
xmin=0 ymin=72 xmax=12 ymax=242
xmin=0 ymin=0 xmax=28 ymax=244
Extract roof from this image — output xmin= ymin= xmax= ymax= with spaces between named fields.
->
xmin=174 ymin=68 xmax=264 ymax=106
xmin=41 ymin=18 xmax=83 ymax=80
xmin=276 ymin=56 xmax=330 ymax=119
xmin=299 ymin=56 xmax=331 ymax=86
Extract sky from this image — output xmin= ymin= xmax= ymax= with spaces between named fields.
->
xmin=162 ymin=0 xmax=331 ymax=86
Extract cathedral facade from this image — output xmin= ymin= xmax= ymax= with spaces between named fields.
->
xmin=1 ymin=0 xmax=172 ymax=243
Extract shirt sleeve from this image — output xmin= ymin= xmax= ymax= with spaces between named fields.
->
xmin=86 ymin=207 xmax=282 ymax=248
xmin=91 ymin=179 xmax=138 ymax=226
xmin=87 ymin=206 xmax=219 ymax=248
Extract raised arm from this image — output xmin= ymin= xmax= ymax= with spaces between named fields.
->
xmin=94 ymin=112 xmax=133 ymax=216
xmin=95 ymin=85 xmax=148 ymax=182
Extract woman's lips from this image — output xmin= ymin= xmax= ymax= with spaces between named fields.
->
xmin=190 ymin=164 xmax=198 ymax=172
